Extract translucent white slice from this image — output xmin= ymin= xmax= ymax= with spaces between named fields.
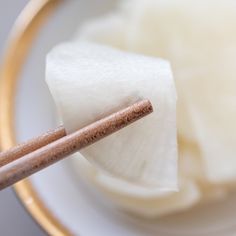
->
xmin=184 ymin=73 xmax=236 ymax=183
xmin=111 ymin=180 xmax=200 ymax=218
xmin=121 ymin=0 xmax=236 ymax=184
xmin=123 ymin=0 xmax=203 ymax=143
xmin=77 ymin=14 xmax=127 ymax=49
xmin=199 ymin=183 xmax=228 ymax=203
xmin=71 ymin=155 xmax=200 ymax=218
xmin=178 ymin=139 xmax=205 ymax=182
xmin=46 ymin=42 xmax=177 ymax=189
xmin=178 ymin=138 xmax=228 ymax=202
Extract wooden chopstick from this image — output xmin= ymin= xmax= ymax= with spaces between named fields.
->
xmin=0 ymin=99 xmax=153 ymax=190
xmin=0 ymin=126 xmax=66 ymax=168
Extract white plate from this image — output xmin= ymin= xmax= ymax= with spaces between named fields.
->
xmin=12 ymin=1 xmax=236 ymax=235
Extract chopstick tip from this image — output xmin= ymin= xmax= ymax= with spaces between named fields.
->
xmin=138 ymin=99 xmax=153 ymax=114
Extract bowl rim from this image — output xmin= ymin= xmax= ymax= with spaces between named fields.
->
xmin=0 ymin=0 xmax=71 ymax=235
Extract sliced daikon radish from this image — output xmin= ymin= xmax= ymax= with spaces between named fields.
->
xmin=120 ymin=0 xmax=236 ymax=184
xmin=111 ymin=180 xmax=200 ymax=218
xmin=178 ymin=138 xmax=205 ymax=182
xmin=65 ymin=0 xmax=236 ymax=216
xmin=199 ymin=183 xmax=227 ymax=203
xmin=122 ymin=0 xmax=200 ymax=142
xmin=77 ymin=14 xmax=127 ymax=49
xmin=46 ymin=42 xmax=177 ymax=189
xmin=184 ymin=72 xmax=236 ymax=183
xmin=77 ymin=0 xmax=198 ymax=143
xmin=71 ymin=156 xmax=200 ymax=218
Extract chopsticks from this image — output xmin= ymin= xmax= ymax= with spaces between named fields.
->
xmin=0 ymin=126 xmax=66 ymax=168
xmin=0 ymin=99 xmax=153 ymax=191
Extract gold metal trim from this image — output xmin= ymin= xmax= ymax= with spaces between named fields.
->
xmin=0 ymin=0 xmax=71 ymax=235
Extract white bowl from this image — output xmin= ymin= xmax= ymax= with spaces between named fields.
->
xmin=1 ymin=1 xmax=236 ymax=235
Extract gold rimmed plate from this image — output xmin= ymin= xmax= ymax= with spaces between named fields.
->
xmin=1 ymin=0 xmax=236 ymax=235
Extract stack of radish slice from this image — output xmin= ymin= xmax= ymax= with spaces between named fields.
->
xmin=46 ymin=42 xmax=178 ymax=190
xmin=46 ymin=0 xmax=236 ymax=217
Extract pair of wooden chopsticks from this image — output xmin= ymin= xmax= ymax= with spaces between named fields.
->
xmin=0 ymin=99 xmax=153 ymax=191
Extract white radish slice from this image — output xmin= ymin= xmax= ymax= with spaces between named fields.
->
xmin=178 ymin=139 xmax=228 ymax=202
xmin=77 ymin=0 xmax=199 ymax=143
xmin=184 ymin=73 xmax=236 ymax=183
xmin=65 ymin=0 xmax=236 ymax=216
xmin=77 ymin=14 xmax=127 ymax=49
xmin=109 ymin=180 xmax=200 ymax=218
xmin=121 ymin=0 xmax=201 ymax=143
xmin=46 ymin=41 xmax=177 ymax=189
xmin=178 ymin=139 xmax=205 ymax=182
xmin=199 ymin=183 xmax=227 ymax=203
xmin=121 ymin=0 xmax=236 ymax=184
xmin=71 ymin=156 xmax=200 ymax=218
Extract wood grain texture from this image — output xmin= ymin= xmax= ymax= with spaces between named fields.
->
xmin=0 ymin=99 xmax=153 ymax=190
xmin=0 ymin=126 xmax=66 ymax=167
